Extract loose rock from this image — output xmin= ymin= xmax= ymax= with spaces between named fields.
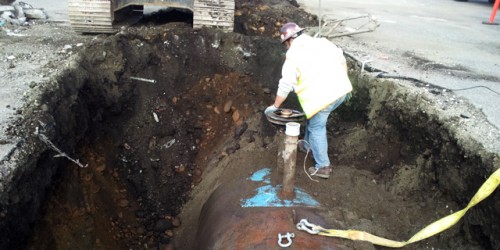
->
xmin=171 ymin=217 xmax=181 ymax=227
xmin=214 ymin=106 xmax=221 ymax=114
xmin=234 ymin=122 xmax=248 ymax=139
xmin=232 ymin=110 xmax=240 ymax=123
xmin=118 ymin=199 xmax=129 ymax=208
xmin=154 ymin=219 xmax=173 ymax=232
xmin=24 ymin=8 xmax=47 ymax=19
xmin=223 ymin=100 xmax=233 ymax=113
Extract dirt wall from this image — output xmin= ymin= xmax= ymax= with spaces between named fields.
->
xmin=0 ymin=23 xmax=286 ymax=249
xmin=0 ymin=1 xmax=317 ymax=247
xmin=346 ymin=60 xmax=500 ymax=249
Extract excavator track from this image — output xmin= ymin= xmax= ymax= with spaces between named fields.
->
xmin=68 ymin=0 xmax=234 ymax=33
xmin=68 ymin=0 xmax=117 ymax=34
xmin=193 ymin=0 xmax=234 ymax=32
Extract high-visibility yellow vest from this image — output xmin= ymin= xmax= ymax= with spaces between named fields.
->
xmin=288 ymin=36 xmax=353 ymax=118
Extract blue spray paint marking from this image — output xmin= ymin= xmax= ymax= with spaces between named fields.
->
xmin=249 ymin=168 xmax=271 ymax=183
xmin=241 ymin=168 xmax=320 ymax=207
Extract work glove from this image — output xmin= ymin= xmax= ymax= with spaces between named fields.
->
xmin=264 ymin=105 xmax=278 ymax=115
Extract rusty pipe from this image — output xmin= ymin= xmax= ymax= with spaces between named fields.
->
xmin=281 ymin=122 xmax=300 ymax=200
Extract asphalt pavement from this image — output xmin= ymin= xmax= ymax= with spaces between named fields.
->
xmin=298 ymin=0 xmax=500 ymax=129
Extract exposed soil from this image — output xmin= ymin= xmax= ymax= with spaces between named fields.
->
xmin=0 ymin=1 xmax=498 ymax=250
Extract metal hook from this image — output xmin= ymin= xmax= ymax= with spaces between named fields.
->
xmin=278 ymin=232 xmax=295 ymax=248
xmin=296 ymin=219 xmax=320 ymax=234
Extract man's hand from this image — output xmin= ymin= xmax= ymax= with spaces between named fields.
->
xmin=264 ymin=105 xmax=278 ymax=115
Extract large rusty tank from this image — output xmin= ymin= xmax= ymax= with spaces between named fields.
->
xmin=196 ymin=174 xmax=344 ymax=249
xmin=195 ymin=122 xmax=344 ymax=249
xmin=68 ymin=0 xmax=234 ymax=33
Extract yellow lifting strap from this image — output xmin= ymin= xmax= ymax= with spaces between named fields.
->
xmin=297 ymin=167 xmax=500 ymax=248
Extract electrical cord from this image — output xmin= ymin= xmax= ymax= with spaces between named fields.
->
xmin=298 ymin=139 xmax=319 ymax=182
xmin=446 ymin=86 xmax=500 ymax=96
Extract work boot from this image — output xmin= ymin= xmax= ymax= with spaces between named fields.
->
xmin=308 ymin=166 xmax=331 ymax=179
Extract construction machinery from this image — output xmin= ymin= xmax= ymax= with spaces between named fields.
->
xmin=68 ymin=0 xmax=234 ymax=34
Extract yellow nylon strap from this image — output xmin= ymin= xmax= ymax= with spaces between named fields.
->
xmin=317 ymin=168 xmax=500 ymax=248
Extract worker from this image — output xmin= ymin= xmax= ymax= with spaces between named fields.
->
xmin=265 ymin=22 xmax=352 ymax=179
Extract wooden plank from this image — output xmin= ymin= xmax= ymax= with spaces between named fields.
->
xmin=69 ymin=15 xmax=113 ymax=20
xmin=69 ymin=19 xmax=114 ymax=23
xmin=69 ymin=0 xmax=115 ymax=33
xmin=72 ymin=26 xmax=116 ymax=31
xmin=68 ymin=3 xmax=111 ymax=6
xmin=193 ymin=0 xmax=234 ymax=31
xmin=68 ymin=3 xmax=111 ymax=7
xmin=71 ymin=25 xmax=115 ymax=29
xmin=72 ymin=19 xmax=110 ymax=23
xmin=68 ymin=11 xmax=113 ymax=15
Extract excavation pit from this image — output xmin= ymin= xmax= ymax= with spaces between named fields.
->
xmin=0 ymin=20 xmax=499 ymax=250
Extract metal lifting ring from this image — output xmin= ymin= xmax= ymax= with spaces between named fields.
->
xmin=278 ymin=232 xmax=295 ymax=248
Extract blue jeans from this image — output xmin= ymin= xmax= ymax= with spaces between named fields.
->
xmin=304 ymin=95 xmax=346 ymax=168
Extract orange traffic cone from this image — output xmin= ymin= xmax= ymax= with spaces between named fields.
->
xmin=483 ymin=0 xmax=500 ymax=25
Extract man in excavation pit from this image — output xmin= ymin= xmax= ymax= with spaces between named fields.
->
xmin=265 ymin=22 xmax=353 ymax=179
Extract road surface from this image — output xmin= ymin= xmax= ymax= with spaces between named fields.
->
xmin=299 ymin=0 xmax=500 ymax=128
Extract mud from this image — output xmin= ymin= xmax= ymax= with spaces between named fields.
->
xmin=0 ymin=1 xmax=499 ymax=250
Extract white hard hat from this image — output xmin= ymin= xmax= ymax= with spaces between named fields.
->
xmin=280 ymin=22 xmax=305 ymax=43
